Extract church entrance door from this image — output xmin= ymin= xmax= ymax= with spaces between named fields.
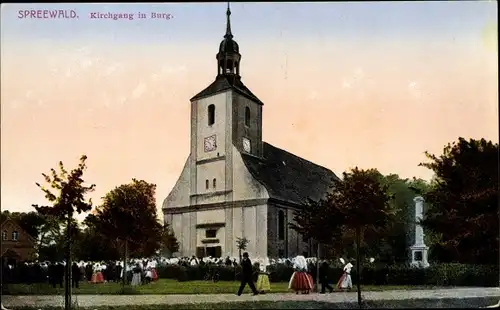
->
xmin=205 ymin=246 xmax=222 ymax=258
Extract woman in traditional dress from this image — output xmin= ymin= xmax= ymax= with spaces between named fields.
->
xmin=288 ymin=255 xmax=313 ymax=294
xmin=90 ymin=263 xmax=104 ymax=284
xmin=131 ymin=263 xmax=142 ymax=286
xmin=337 ymin=258 xmax=353 ymax=291
xmin=150 ymin=259 xmax=159 ymax=282
xmin=256 ymin=258 xmax=271 ymax=294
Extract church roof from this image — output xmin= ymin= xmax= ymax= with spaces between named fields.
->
xmin=241 ymin=142 xmax=339 ymax=206
xmin=190 ymin=75 xmax=264 ymax=105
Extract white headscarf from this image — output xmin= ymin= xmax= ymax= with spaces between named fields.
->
xmin=344 ymin=262 xmax=353 ymax=273
xmin=293 ymin=255 xmax=307 ymax=270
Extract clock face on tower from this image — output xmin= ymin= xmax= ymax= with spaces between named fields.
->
xmin=204 ymin=135 xmax=217 ymax=152
xmin=243 ymin=137 xmax=251 ymax=153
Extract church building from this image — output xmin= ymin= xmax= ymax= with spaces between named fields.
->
xmin=163 ymin=6 xmax=338 ymax=259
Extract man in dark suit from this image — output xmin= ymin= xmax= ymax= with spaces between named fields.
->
xmin=48 ymin=262 xmax=56 ymax=288
xmin=236 ymin=252 xmax=258 ymax=296
xmin=319 ymin=261 xmax=333 ymax=293
xmin=71 ymin=263 xmax=81 ymax=288
xmin=56 ymin=263 xmax=64 ymax=288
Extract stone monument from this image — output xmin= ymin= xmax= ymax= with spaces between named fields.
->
xmin=410 ymin=196 xmax=430 ymax=268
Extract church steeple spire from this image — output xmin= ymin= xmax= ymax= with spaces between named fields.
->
xmin=216 ymin=3 xmax=241 ymax=77
xmin=225 ymin=3 xmax=233 ymax=39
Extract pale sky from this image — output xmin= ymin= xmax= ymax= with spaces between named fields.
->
xmin=1 ymin=2 xmax=498 ymax=220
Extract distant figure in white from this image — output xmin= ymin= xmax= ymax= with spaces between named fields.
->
xmin=337 ymin=258 xmax=353 ymax=291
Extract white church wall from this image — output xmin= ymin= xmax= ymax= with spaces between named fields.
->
xmin=241 ymin=204 xmax=268 ymax=259
xmin=181 ymin=213 xmax=193 ymax=256
xmin=231 ymin=146 xmax=269 ymax=201
xmin=163 ymin=156 xmax=191 ymax=209
xmin=232 ymin=206 xmax=243 ymax=257
xmin=197 ymin=209 xmax=225 ymax=224
xmin=196 ymin=227 xmax=225 ymax=248
xmin=255 ymin=204 xmax=268 ymax=258
xmin=164 ymin=214 xmax=173 ymax=226
xmin=243 ymin=206 xmax=257 ymax=257
xmin=224 ymin=208 xmax=233 ymax=256
xmin=172 ymin=213 xmax=183 ymax=253
xmin=196 ymin=92 xmax=228 ymax=161
xmin=196 ymin=160 xmax=226 ymax=195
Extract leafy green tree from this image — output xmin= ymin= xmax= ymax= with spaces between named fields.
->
xmin=372 ymin=175 xmax=432 ymax=264
xmin=419 ymin=137 xmax=499 ymax=264
xmin=159 ymin=225 xmax=179 ymax=256
xmin=74 ymin=214 xmax=120 ymax=261
xmin=290 ymin=198 xmax=341 ymax=247
xmin=291 ymin=168 xmax=394 ymax=298
xmin=32 ymin=155 xmax=95 ymax=310
xmin=94 ymin=179 xmax=163 ymax=287
xmin=329 ymin=167 xmax=395 ymax=306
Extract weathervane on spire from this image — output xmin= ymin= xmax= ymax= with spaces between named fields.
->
xmin=225 ymin=2 xmax=233 ymax=39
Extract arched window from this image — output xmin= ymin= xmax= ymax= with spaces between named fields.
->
xmin=208 ymin=104 xmax=215 ymax=126
xmin=205 ymin=179 xmax=209 ymax=190
xmin=278 ymin=210 xmax=285 ymax=240
xmin=244 ymin=107 xmax=250 ymax=127
xmin=2 ymin=230 xmax=6 ymax=240
xmin=212 ymin=178 xmax=216 ymax=189
xmin=12 ymin=231 xmax=19 ymax=241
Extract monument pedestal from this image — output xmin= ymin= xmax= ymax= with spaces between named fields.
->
xmin=410 ymin=244 xmax=429 ymax=268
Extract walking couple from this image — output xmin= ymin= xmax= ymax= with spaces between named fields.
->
xmin=318 ymin=258 xmax=353 ymax=293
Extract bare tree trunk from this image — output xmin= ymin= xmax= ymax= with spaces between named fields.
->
xmin=356 ymin=225 xmax=362 ymax=308
xmin=65 ymin=215 xmax=72 ymax=310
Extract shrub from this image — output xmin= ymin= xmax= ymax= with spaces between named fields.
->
xmin=3 ymin=262 xmax=497 ymax=287
xmin=153 ymin=263 xmax=499 ymax=286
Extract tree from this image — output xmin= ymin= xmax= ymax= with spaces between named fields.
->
xmin=32 ymin=155 xmax=95 ymax=310
xmin=371 ymin=175 xmax=432 ymax=264
xmin=290 ymin=197 xmax=341 ymax=246
xmin=291 ymin=168 xmax=394 ymax=298
xmin=419 ymin=137 xmax=499 ymax=265
xmin=235 ymin=237 xmax=249 ymax=263
xmin=74 ymin=214 xmax=120 ymax=261
xmin=159 ymin=225 xmax=179 ymax=257
xmin=290 ymin=196 xmax=346 ymax=292
xmin=329 ymin=167 xmax=395 ymax=306
xmin=94 ymin=179 xmax=163 ymax=288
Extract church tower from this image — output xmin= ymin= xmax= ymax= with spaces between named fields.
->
xmin=164 ymin=5 xmax=338 ymax=259
xmin=189 ymin=4 xmax=264 ymax=199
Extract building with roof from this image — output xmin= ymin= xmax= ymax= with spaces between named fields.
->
xmin=1 ymin=217 xmax=36 ymax=265
xmin=163 ymin=6 xmax=338 ymax=258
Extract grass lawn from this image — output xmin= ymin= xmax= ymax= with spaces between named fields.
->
xmin=7 ymin=297 xmax=500 ymax=309
xmin=4 ymin=279 xmax=437 ymax=295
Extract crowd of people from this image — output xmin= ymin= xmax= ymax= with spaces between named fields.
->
xmin=1 ymin=259 xmax=161 ymax=287
xmin=1 ymin=254 xmax=356 ymax=295
xmin=1 ymin=254 xmax=359 ymax=310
